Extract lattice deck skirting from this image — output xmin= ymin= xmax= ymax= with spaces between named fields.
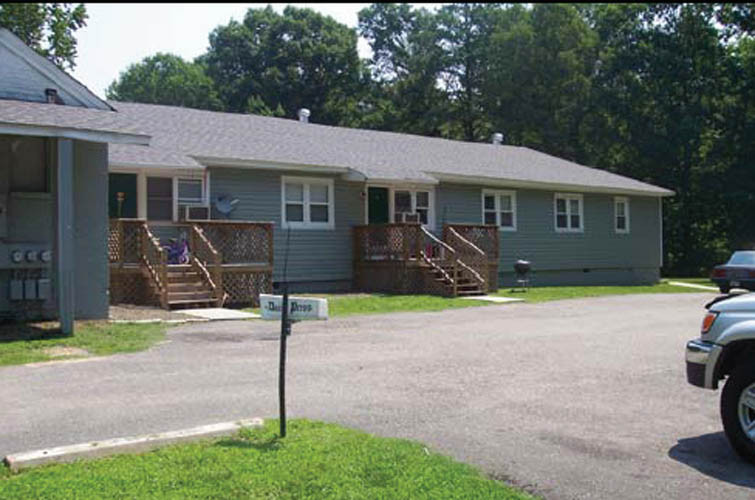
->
xmin=109 ymin=219 xmax=273 ymax=309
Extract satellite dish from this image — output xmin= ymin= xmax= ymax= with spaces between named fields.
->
xmin=214 ymin=195 xmax=239 ymax=218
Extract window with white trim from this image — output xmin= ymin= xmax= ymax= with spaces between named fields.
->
xmin=282 ymin=177 xmax=335 ymax=229
xmin=393 ymin=189 xmax=431 ymax=225
xmin=482 ymin=190 xmax=517 ymax=230
xmin=614 ymin=197 xmax=630 ymax=233
xmin=554 ymin=193 xmax=583 ymax=232
xmin=177 ymin=178 xmax=203 ymax=204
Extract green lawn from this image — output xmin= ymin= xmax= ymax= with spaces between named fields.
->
xmin=493 ymin=282 xmax=709 ymax=303
xmin=248 ymin=281 xmax=711 ymax=318
xmin=0 ymin=321 xmax=165 ymax=367
xmin=0 ymin=419 xmax=536 ymax=500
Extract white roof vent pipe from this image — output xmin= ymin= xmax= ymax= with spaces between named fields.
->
xmin=298 ymin=108 xmax=310 ymax=123
xmin=491 ymin=132 xmax=504 ymax=145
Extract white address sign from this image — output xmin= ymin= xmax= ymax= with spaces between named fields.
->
xmin=259 ymin=294 xmax=329 ymax=321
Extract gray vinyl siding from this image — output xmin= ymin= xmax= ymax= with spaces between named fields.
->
xmin=73 ymin=140 xmax=109 ymax=318
xmin=0 ymin=137 xmax=109 ymax=320
xmin=437 ymin=182 xmax=662 ymax=285
xmin=209 ymin=167 xmax=364 ymax=288
xmin=0 ymin=44 xmax=88 ymax=106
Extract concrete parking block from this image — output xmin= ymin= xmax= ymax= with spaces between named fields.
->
xmin=4 ymin=418 xmax=264 ymax=472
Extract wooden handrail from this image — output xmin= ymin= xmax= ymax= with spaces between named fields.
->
xmin=420 ymin=226 xmax=456 ymax=255
xmin=140 ymin=223 xmax=168 ymax=308
xmin=420 ymin=250 xmax=454 ymax=282
xmin=190 ymin=224 xmax=224 ymax=305
xmin=444 ymin=226 xmax=487 ymax=288
xmin=446 ymin=227 xmax=485 ymax=257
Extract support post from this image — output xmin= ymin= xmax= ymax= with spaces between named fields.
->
xmin=56 ymin=139 xmax=75 ymax=335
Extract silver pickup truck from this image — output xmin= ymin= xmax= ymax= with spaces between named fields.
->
xmin=686 ymin=292 xmax=755 ymax=463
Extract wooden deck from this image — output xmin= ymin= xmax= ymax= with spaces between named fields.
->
xmin=353 ymin=223 xmax=498 ymax=297
xmin=108 ymin=219 xmax=273 ymax=309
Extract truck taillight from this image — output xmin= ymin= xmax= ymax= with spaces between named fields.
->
xmin=712 ymin=269 xmax=726 ymax=278
xmin=701 ymin=311 xmax=719 ymax=334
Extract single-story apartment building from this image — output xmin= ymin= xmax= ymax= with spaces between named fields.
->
xmin=0 ymin=26 xmax=674 ymax=319
xmin=105 ymin=101 xmax=673 ymax=296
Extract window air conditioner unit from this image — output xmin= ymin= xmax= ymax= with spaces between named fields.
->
xmin=183 ymin=204 xmax=211 ymax=221
xmin=400 ymin=212 xmax=420 ymax=223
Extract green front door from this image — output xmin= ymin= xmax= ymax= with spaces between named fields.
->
xmin=108 ymin=173 xmax=137 ymax=218
xmin=368 ymin=187 xmax=389 ymax=224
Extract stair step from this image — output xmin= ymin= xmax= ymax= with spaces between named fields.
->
xmin=167 ymin=272 xmax=201 ymax=281
xmin=167 ymin=283 xmax=207 ymax=292
xmin=167 ymin=264 xmax=193 ymax=270
xmin=168 ymin=290 xmax=213 ymax=299
xmin=456 ymin=290 xmax=485 ymax=296
xmin=168 ymin=298 xmax=217 ymax=306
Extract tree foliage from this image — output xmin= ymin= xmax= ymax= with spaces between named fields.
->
xmin=201 ymin=5 xmax=363 ymax=125
xmin=106 ymin=53 xmax=222 ymax=110
xmin=0 ymin=3 xmax=87 ymax=69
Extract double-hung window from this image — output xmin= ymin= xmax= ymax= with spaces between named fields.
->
xmin=482 ymin=190 xmax=517 ymax=231
xmin=393 ymin=189 xmax=431 ymax=225
xmin=554 ymin=193 xmax=583 ymax=232
xmin=177 ymin=179 xmax=203 ymax=204
xmin=282 ymin=176 xmax=335 ymax=229
xmin=614 ymin=197 xmax=630 ymax=234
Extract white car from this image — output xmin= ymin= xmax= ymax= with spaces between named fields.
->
xmin=686 ymin=292 xmax=755 ymax=463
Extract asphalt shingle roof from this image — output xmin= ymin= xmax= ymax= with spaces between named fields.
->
xmin=102 ymin=101 xmax=670 ymax=195
xmin=0 ymin=99 xmax=149 ymax=141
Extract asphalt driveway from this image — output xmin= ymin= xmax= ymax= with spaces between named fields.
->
xmin=2 ymin=293 xmax=754 ymax=499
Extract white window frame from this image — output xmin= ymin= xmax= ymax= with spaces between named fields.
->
xmin=614 ymin=196 xmax=630 ymax=234
xmin=116 ymin=169 xmax=209 ymax=223
xmin=363 ymin=184 xmax=435 ymax=229
xmin=281 ymin=176 xmax=335 ymax=230
xmin=554 ymin=193 xmax=584 ymax=233
xmin=481 ymin=189 xmax=517 ymax=231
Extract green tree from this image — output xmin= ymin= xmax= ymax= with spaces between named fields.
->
xmin=435 ymin=3 xmax=501 ymax=141
xmin=583 ymin=3 xmax=736 ymax=274
xmin=483 ymin=4 xmax=597 ymax=160
xmin=106 ymin=53 xmax=223 ymax=111
xmin=201 ymin=5 xmax=364 ymax=124
xmin=358 ymin=3 xmax=448 ymax=136
xmin=0 ymin=3 xmax=87 ymax=70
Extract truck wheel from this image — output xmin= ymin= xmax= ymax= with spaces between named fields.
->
xmin=721 ymin=363 xmax=755 ymax=464
xmin=719 ymin=284 xmax=731 ymax=294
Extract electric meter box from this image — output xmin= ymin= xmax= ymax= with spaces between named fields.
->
xmin=37 ymin=278 xmax=50 ymax=300
xmin=24 ymin=279 xmax=36 ymax=300
xmin=9 ymin=280 xmax=23 ymax=301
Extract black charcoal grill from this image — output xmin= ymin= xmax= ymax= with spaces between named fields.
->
xmin=513 ymin=259 xmax=531 ymax=290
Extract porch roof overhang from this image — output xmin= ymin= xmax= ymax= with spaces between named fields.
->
xmin=0 ymin=122 xmax=149 ymax=145
xmin=427 ymin=171 xmax=676 ymax=197
xmin=0 ymin=99 xmax=150 ymax=145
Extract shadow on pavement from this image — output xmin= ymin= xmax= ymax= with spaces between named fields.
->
xmin=669 ymin=432 xmax=755 ymax=488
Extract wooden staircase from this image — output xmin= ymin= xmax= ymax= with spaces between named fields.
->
xmin=164 ymin=264 xmax=219 ymax=308
xmin=430 ymin=264 xmax=486 ymax=297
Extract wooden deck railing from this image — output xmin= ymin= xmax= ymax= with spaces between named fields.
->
xmin=444 ymin=226 xmax=486 ymax=289
xmin=109 ymin=219 xmax=274 ymax=308
xmin=140 ymin=223 xmax=169 ymax=309
xmin=108 ymin=218 xmax=145 ymax=265
xmin=444 ymin=224 xmax=499 ymax=291
xmin=419 ymin=226 xmax=458 ymax=295
xmin=190 ymin=225 xmax=224 ymax=306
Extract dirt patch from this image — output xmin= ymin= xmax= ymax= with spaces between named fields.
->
xmin=109 ymin=305 xmax=193 ymax=322
xmin=42 ymin=346 xmax=90 ymax=358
